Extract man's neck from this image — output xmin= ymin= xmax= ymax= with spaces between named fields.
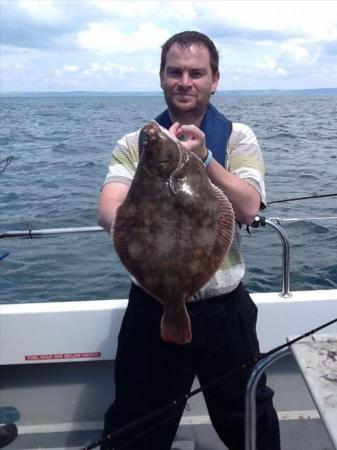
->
xmin=168 ymin=108 xmax=208 ymax=128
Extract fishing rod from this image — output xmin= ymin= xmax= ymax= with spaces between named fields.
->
xmin=0 ymin=156 xmax=14 ymax=173
xmin=0 ymin=226 xmax=103 ymax=240
xmin=0 ymin=251 xmax=10 ymax=261
xmin=250 ymin=215 xmax=337 ymax=228
xmin=1 ymin=188 xmax=336 ymax=241
xmin=268 ymin=216 xmax=337 ymax=223
xmin=268 ymin=192 xmax=337 ymax=204
xmin=83 ymin=316 xmax=337 ymax=450
xmin=2 ymin=213 xmax=337 ymax=242
xmin=1 ymin=215 xmax=336 ymax=262
xmin=0 ymin=227 xmax=104 ymax=261
xmin=0 ymin=157 xmax=15 ymax=260
xmin=1 ymin=160 xmax=103 ymax=241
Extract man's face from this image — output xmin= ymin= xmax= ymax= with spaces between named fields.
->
xmin=160 ymin=43 xmax=219 ymax=118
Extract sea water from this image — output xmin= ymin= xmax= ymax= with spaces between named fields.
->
xmin=0 ymin=93 xmax=336 ymax=304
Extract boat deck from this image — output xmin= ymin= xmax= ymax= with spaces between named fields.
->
xmin=1 ymin=289 xmax=336 ymax=449
xmin=2 ymin=354 xmax=335 ymax=450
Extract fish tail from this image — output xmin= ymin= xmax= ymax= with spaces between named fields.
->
xmin=160 ymin=303 xmax=192 ymax=345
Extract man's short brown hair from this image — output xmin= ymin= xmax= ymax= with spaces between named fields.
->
xmin=160 ymin=31 xmax=219 ymax=75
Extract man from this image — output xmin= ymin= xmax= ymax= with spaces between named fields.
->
xmin=0 ymin=424 xmax=17 ymax=448
xmin=98 ymin=31 xmax=280 ymax=450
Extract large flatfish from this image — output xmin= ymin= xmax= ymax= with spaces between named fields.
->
xmin=113 ymin=122 xmax=235 ymax=345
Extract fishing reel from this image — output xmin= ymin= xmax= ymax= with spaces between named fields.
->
xmin=0 ymin=156 xmax=14 ymax=261
xmin=246 ymin=215 xmax=267 ymax=234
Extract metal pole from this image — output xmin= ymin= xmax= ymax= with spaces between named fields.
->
xmin=265 ymin=219 xmax=291 ymax=298
xmin=245 ymin=347 xmax=291 ymax=450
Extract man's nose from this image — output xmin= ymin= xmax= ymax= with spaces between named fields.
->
xmin=178 ymin=72 xmax=192 ymax=87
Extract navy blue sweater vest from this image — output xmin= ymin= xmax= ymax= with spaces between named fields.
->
xmin=153 ymin=104 xmax=232 ymax=166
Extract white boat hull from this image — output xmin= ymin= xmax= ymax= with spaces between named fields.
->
xmin=1 ymin=290 xmax=336 ymax=449
xmin=1 ymin=290 xmax=337 ymax=365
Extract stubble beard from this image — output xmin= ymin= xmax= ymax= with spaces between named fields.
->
xmin=163 ymin=90 xmax=211 ymax=125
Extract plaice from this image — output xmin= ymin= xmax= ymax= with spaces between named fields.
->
xmin=113 ymin=122 xmax=235 ymax=345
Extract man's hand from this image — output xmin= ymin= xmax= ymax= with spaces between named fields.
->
xmin=169 ymin=122 xmax=208 ymax=161
xmin=168 ymin=123 xmax=261 ymax=226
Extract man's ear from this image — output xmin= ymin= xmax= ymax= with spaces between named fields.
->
xmin=159 ymin=71 xmax=164 ymax=90
xmin=211 ymin=71 xmax=220 ymax=94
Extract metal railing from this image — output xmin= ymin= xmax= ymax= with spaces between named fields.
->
xmin=3 ymin=214 xmax=337 ymax=298
xmin=251 ymin=216 xmax=291 ymax=297
xmin=244 ymin=348 xmax=291 ymax=450
xmin=1 ymin=215 xmax=292 ymax=296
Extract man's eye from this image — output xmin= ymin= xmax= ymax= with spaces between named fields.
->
xmin=168 ymin=70 xmax=180 ymax=76
xmin=191 ymin=71 xmax=203 ymax=78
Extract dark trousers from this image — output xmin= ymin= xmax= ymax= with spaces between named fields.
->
xmin=101 ymin=283 xmax=280 ymax=450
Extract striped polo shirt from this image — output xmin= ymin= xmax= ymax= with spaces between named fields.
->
xmin=103 ymin=122 xmax=266 ymax=301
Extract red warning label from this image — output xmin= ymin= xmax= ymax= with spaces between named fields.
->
xmin=25 ymin=352 xmax=101 ymax=361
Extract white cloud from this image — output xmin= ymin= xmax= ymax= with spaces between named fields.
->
xmin=16 ymin=0 xmax=65 ymax=23
xmin=76 ymin=22 xmax=170 ymax=55
xmin=280 ymin=41 xmax=322 ymax=67
xmin=62 ymin=64 xmax=79 ymax=73
xmin=0 ymin=45 xmax=42 ymax=78
xmin=84 ymin=61 xmax=136 ymax=76
xmin=281 ymin=42 xmax=310 ymax=62
xmin=256 ymin=55 xmax=287 ymax=76
xmin=91 ymin=0 xmax=197 ymax=22
xmin=195 ymin=1 xmax=337 ymax=41
xmin=54 ymin=64 xmax=80 ymax=76
xmin=2 ymin=0 xmax=337 ymax=91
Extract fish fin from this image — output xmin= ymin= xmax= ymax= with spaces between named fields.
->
xmin=211 ymin=182 xmax=235 ymax=254
xmin=160 ymin=303 xmax=192 ymax=345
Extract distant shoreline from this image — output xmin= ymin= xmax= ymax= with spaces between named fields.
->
xmin=1 ymin=88 xmax=337 ymax=98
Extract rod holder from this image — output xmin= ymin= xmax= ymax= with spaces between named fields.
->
xmin=251 ymin=216 xmax=291 ymax=298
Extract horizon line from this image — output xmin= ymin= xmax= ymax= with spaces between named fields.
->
xmin=1 ymin=87 xmax=337 ymax=95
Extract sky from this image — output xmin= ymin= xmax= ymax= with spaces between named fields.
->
xmin=1 ymin=0 xmax=337 ymax=92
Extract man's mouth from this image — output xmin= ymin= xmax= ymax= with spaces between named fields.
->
xmin=174 ymin=93 xmax=194 ymax=97
xmin=173 ymin=93 xmax=196 ymax=101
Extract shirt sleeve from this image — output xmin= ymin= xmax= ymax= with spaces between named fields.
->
xmin=103 ymin=130 xmax=140 ymax=188
xmin=227 ymin=123 xmax=266 ymax=208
